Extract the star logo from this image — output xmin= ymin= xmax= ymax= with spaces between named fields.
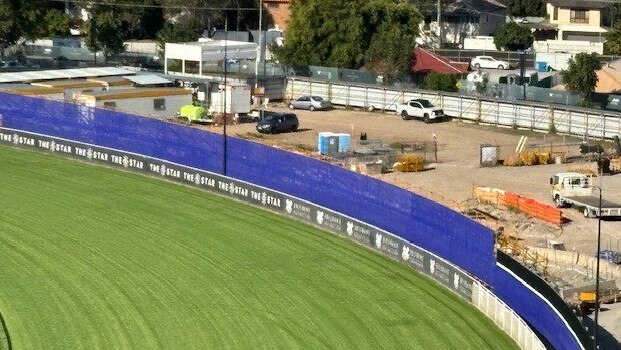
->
xmin=402 ymin=246 xmax=410 ymax=261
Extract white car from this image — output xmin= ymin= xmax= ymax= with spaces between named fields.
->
xmin=395 ymin=99 xmax=444 ymax=123
xmin=470 ymin=56 xmax=510 ymax=70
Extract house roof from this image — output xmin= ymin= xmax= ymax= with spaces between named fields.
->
xmin=546 ymin=0 xmax=610 ymax=9
xmin=411 ymin=48 xmax=470 ymax=75
xmin=595 ymin=59 xmax=621 ymax=93
xmin=441 ymin=0 xmax=506 ymax=15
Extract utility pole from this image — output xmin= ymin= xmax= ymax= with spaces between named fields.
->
xmin=255 ymin=0 xmax=263 ymax=90
xmin=236 ymin=0 xmax=241 ymax=34
xmin=594 ymin=154 xmax=603 ymax=349
xmin=223 ymin=17 xmax=228 ymax=176
xmin=437 ymin=0 xmax=442 ymax=48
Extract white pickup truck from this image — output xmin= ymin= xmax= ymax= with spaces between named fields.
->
xmin=395 ymin=99 xmax=444 ymax=123
xmin=550 ymin=172 xmax=621 ymax=218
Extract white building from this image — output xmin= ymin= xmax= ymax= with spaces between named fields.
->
xmin=164 ymin=40 xmax=258 ymax=77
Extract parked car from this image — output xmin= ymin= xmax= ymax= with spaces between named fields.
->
xmin=470 ymin=56 xmax=510 ymax=70
xmin=597 ymin=250 xmax=621 ymax=264
xmin=395 ymin=99 xmax=444 ymax=123
xmin=256 ymin=113 xmax=299 ymax=134
xmin=288 ymin=96 xmax=332 ymax=111
xmin=1 ymin=60 xmax=27 ymax=69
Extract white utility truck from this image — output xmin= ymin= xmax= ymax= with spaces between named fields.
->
xmin=550 ymin=172 xmax=621 ymax=218
xmin=395 ymin=99 xmax=444 ymax=123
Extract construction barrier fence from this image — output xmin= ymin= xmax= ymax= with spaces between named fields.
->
xmin=473 ymin=187 xmax=563 ymax=226
xmin=0 ymin=92 xmax=590 ymax=350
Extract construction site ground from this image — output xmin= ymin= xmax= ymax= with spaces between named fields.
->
xmin=199 ymin=105 xmax=621 ymax=344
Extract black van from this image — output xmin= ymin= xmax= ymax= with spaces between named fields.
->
xmin=256 ymin=113 xmax=299 ymax=134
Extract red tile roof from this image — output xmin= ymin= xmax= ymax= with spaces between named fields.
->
xmin=411 ymin=48 xmax=470 ymax=74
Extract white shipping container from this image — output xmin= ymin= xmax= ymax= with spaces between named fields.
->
xmin=209 ymin=84 xmax=252 ymax=114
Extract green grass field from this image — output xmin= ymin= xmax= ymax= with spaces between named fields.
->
xmin=0 ymin=145 xmax=518 ymax=349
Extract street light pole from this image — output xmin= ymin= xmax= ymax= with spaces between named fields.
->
xmin=594 ymin=156 xmax=603 ymax=349
xmin=223 ymin=18 xmax=228 ymax=176
xmin=255 ymin=0 xmax=263 ymax=90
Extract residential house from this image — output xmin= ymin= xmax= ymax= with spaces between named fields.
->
xmin=418 ymin=0 xmax=507 ymax=47
xmin=545 ymin=0 xmax=609 ymax=42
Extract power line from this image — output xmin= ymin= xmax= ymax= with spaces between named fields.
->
xmin=51 ymin=0 xmax=260 ymax=11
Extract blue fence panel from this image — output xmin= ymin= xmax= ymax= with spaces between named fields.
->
xmin=227 ymin=137 xmax=496 ymax=282
xmin=0 ymin=93 xmax=224 ymax=174
xmin=2 ymin=91 xmax=590 ymax=350
xmin=493 ymin=265 xmax=584 ymax=350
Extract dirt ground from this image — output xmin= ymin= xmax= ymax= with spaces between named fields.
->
xmin=185 ymin=104 xmax=621 ymax=343
xmin=210 ymin=105 xmax=621 ymax=255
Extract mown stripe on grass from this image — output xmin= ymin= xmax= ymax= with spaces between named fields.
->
xmin=0 ymin=145 xmax=518 ymax=349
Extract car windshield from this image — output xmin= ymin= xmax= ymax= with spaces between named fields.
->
xmin=311 ymin=96 xmax=324 ymax=101
xmin=416 ymin=100 xmax=434 ymax=108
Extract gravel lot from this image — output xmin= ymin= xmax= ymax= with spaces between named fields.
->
xmin=212 ymin=105 xmax=621 ymax=255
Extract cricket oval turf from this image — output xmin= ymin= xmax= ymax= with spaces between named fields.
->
xmin=0 ymin=146 xmax=518 ymax=349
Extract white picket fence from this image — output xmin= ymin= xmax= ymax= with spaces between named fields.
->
xmin=473 ymin=282 xmax=546 ymax=350
xmin=286 ymin=78 xmax=621 ymax=140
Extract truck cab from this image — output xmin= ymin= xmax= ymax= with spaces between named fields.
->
xmin=550 ymin=172 xmax=593 ymax=207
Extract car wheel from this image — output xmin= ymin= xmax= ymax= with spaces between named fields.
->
xmin=291 ymin=124 xmax=298 ymax=132
xmin=554 ymin=196 xmax=563 ymax=208
xmin=401 ymin=111 xmax=409 ymax=120
xmin=423 ymin=113 xmax=430 ymax=124
xmin=474 ymin=63 xmax=480 ymax=69
xmin=498 ymin=64 xmax=505 ymax=70
xmin=270 ymin=126 xmax=276 ymax=134
xmin=583 ymin=208 xmax=592 ymax=218
xmin=288 ymin=104 xmax=295 ymax=110
xmin=310 ymin=105 xmax=316 ymax=111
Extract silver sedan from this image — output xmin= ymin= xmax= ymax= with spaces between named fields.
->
xmin=288 ymin=96 xmax=333 ymax=111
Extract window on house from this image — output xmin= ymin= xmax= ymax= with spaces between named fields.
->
xmin=570 ymin=9 xmax=589 ymax=24
xmin=553 ymin=6 xmax=558 ymax=21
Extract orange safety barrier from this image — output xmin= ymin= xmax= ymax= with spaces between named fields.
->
xmin=501 ymin=191 xmax=563 ymax=226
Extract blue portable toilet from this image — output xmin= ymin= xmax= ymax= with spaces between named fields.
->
xmin=318 ymin=132 xmax=336 ymax=154
xmin=336 ymin=133 xmax=351 ymax=152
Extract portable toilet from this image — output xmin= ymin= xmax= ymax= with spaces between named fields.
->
xmin=336 ymin=133 xmax=351 ymax=152
xmin=318 ymin=132 xmax=339 ymax=155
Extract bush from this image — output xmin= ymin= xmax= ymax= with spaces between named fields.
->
xmin=423 ymin=73 xmax=458 ymax=92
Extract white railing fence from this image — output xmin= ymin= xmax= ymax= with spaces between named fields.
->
xmin=286 ymin=78 xmax=621 ymax=141
xmin=473 ymin=282 xmax=546 ymax=350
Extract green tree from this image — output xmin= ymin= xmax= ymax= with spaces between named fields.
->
xmin=493 ymin=22 xmax=533 ymax=51
xmin=14 ymin=0 xmax=50 ymax=39
xmin=604 ymin=24 xmax=621 ymax=55
xmin=44 ymin=9 xmax=70 ymax=37
xmin=364 ymin=1 xmax=422 ymax=80
xmin=85 ymin=11 xmax=125 ymax=62
xmin=276 ymin=0 xmax=421 ymax=79
xmin=500 ymin=0 xmax=545 ymax=17
xmin=156 ymin=18 xmax=201 ymax=57
xmin=0 ymin=0 xmax=20 ymax=58
xmin=423 ymin=73 xmax=458 ymax=92
xmin=562 ymin=52 xmax=601 ymax=104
